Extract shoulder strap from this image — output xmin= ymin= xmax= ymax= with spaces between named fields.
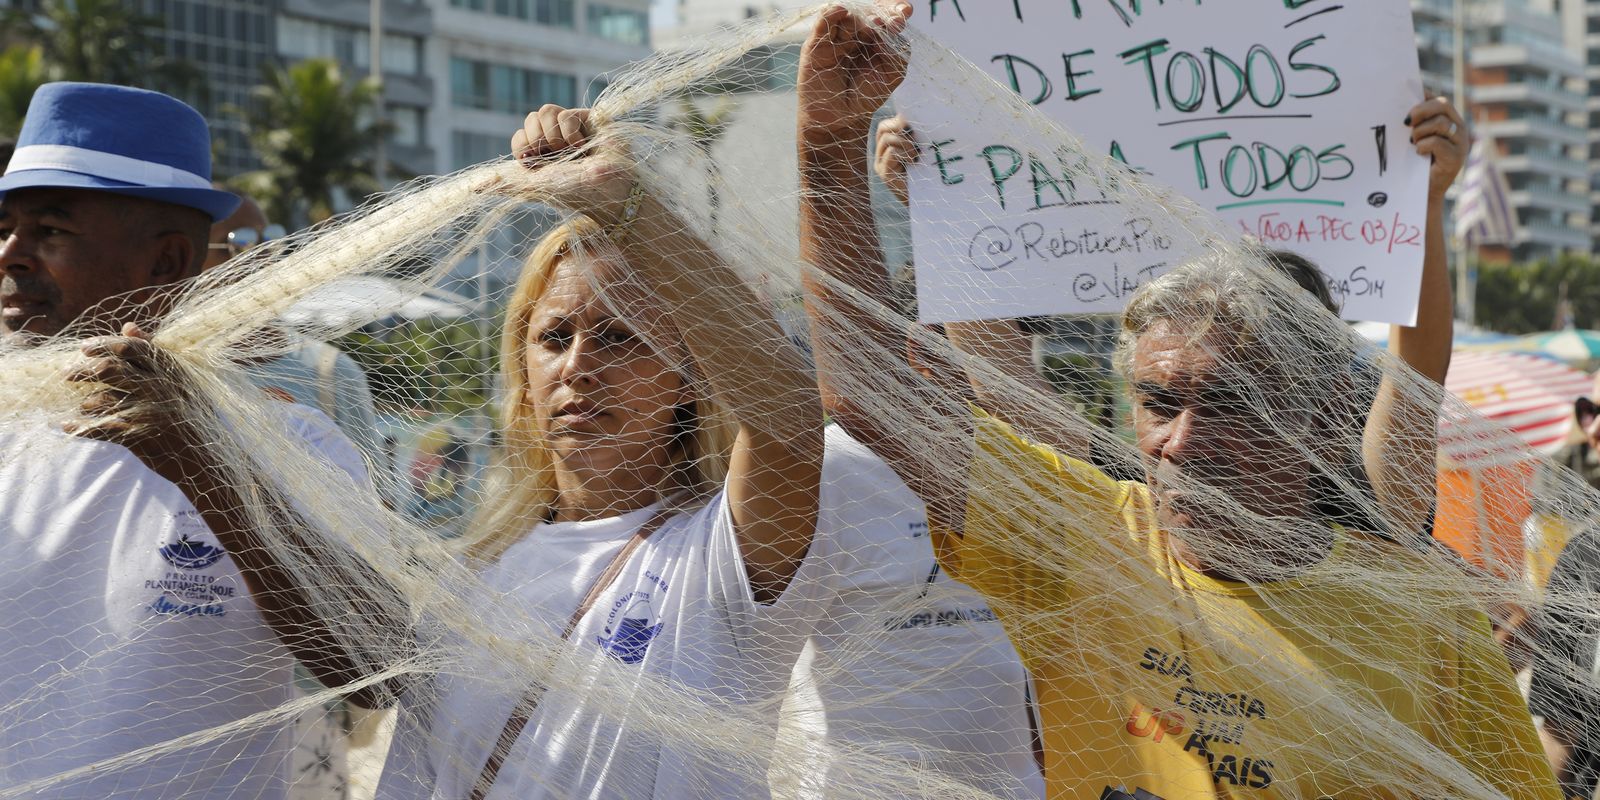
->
xmin=469 ymin=503 xmax=678 ymax=800
xmin=313 ymin=342 xmax=340 ymax=420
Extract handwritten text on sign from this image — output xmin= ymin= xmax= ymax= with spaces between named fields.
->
xmin=897 ymin=0 xmax=1428 ymax=324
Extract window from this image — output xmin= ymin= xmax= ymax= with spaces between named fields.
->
xmin=389 ymin=106 xmax=425 ymax=147
xmin=451 ymin=58 xmax=490 ymax=109
xmin=278 ymin=18 xmax=423 ymax=75
xmin=332 ymin=27 xmax=358 ymax=64
xmin=586 ymin=4 xmax=647 ymax=44
xmin=379 ymin=34 xmax=422 ymax=75
xmin=453 ymin=0 xmax=572 ymax=25
xmin=452 ymin=130 xmax=505 ymax=170
xmin=451 ymin=57 xmax=577 ymax=113
xmin=586 ymin=75 xmax=610 ymax=104
xmin=535 ymin=0 xmax=575 ymax=27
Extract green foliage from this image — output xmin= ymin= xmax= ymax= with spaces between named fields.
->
xmin=338 ymin=318 xmax=500 ymax=418
xmin=0 ymin=45 xmax=46 ymax=138
xmin=1474 ymin=254 xmax=1600 ymax=335
xmin=231 ymin=59 xmax=388 ymax=226
xmin=3 ymin=0 xmax=206 ymax=102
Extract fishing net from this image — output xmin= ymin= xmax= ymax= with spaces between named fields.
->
xmin=0 ymin=4 xmax=1591 ymax=799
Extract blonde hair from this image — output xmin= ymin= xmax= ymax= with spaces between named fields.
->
xmin=463 ymin=217 xmax=737 ymax=563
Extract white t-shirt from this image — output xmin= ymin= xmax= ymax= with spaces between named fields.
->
xmin=782 ymin=426 xmax=1043 ymax=799
xmin=378 ymin=487 xmax=840 ymax=800
xmin=0 ymin=405 xmax=369 ymax=799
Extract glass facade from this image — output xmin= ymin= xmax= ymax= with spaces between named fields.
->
xmin=449 ymin=0 xmax=574 ymax=27
xmin=141 ymin=0 xmax=277 ymax=176
xmin=451 ymin=130 xmax=505 ymax=171
xmin=450 ymin=57 xmax=578 ymax=113
xmin=585 ymin=4 xmax=647 ymax=45
xmin=277 ymin=17 xmax=424 ymax=75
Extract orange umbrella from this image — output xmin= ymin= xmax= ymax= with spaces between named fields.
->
xmin=1433 ymin=351 xmax=1591 ymax=578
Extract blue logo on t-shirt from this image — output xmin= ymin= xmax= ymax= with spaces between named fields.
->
xmin=597 ymin=617 xmax=664 ymax=664
xmin=159 ymin=534 xmax=225 ymax=571
xmin=597 ymin=592 xmax=664 ymax=664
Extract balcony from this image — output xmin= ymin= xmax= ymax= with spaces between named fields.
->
xmin=1499 ymin=151 xmax=1590 ymax=180
xmin=1411 ymin=0 xmax=1453 ymax=21
xmin=1476 ymin=116 xmax=1589 ymax=147
xmin=1508 ymin=186 xmax=1591 ymax=214
xmin=1470 ymin=81 xmax=1588 ymax=112
xmin=1518 ymin=218 xmax=1592 ymax=250
xmin=1470 ymin=43 xmax=1584 ymax=75
xmin=280 ymin=0 xmax=433 ymax=37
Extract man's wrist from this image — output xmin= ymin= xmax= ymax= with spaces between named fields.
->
xmin=797 ymin=118 xmax=871 ymax=150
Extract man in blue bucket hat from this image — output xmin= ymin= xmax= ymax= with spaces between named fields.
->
xmin=0 ymin=84 xmax=400 ymax=798
xmin=0 ymin=82 xmax=240 ymax=339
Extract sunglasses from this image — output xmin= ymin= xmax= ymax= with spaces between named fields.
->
xmin=208 ymin=224 xmax=287 ymax=255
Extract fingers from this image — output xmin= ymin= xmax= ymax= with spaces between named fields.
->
xmin=76 ymin=336 xmax=157 ymax=380
xmin=875 ymin=116 xmax=916 ymax=156
xmin=69 ymin=334 xmax=183 ymax=413
xmin=809 ymin=4 xmax=855 ymax=60
xmin=872 ymin=0 xmax=912 ymax=24
xmin=515 ymin=105 xmax=595 ymax=164
xmin=1405 ymin=95 xmax=1459 ymax=128
xmin=877 ymin=114 xmax=911 ymax=137
xmin=537 ymin=104 xmax=562 ymax=150
xmin=1408 ymin=114 xmax=1455 ymax=144
xmin=557 ymin=108 xmax=589 ymax=146
xmin=1405 ymin=96 xmax=1466 ymax=152
xmin=1408 ymin=99 xmax=1469 ymax=194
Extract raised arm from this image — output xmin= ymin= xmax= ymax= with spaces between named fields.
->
xmin=796 ymin=2 xmax=961 ymax=517
xmin=513 ymin=107 xmax=823 ymax=602
xmin=68 ymin=326 xmax=410 ymax=709
xmin=1363 ymin=96 xmax=1467 ymax=539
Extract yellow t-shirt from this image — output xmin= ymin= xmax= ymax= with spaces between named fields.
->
xmin=938 ymin=414 xmax=1559 ymax=800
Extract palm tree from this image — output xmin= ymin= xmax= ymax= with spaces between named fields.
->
xmin=3 ymin=0 xmax=205 ymax=100
xmin=669 ymin=96 xmax=737 ymax=231
xmin=233 ymin=59 xmax=389 ymax=226
xmin=0 ymin=45 xmax=47 ymax=138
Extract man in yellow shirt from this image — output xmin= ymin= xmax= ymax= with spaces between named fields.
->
xmin=793 ymin=3 xmax=1559 ymax=799
xmin=949 ymin=398 xmax=1556 ymax=799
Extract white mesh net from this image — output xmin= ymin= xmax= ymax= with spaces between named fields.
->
xmin=0 ymin=5 xmax=1590 ymax=800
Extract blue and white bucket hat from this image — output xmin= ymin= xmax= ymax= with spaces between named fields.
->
xmin=0 ymin=82 xmax=241 ymax=221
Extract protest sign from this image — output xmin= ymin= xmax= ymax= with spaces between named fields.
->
xmin=896 ymin=0 xmax=1429 ymax=325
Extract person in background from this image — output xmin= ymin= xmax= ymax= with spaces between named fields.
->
xmin=204 ymin=187 xmax=396 ymax=798
xmin=1528 ymin=401 xmax=1600 ymax=800
xmin=203 ymin=189 xmax=387 ymax=484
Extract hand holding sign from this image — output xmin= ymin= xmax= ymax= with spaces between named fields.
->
xmin=896 ymin=0 xmax=1431 ymax=324
xmin=1406 ymin=95 xmax=1469 ymax=203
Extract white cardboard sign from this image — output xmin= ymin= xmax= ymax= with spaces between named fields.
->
xmin=897 ymin=0 xmax=1429 ymax=325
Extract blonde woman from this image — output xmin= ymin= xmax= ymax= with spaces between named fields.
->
xmin=378 ymin=107 xmax=830 ymax=799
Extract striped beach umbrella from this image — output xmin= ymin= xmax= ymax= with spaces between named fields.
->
xmin=1438 ymin=350 xmax=1593 ymax=465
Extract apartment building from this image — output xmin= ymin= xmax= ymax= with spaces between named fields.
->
xmin=1467 ymin=0 xmax=1591 ymax=260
